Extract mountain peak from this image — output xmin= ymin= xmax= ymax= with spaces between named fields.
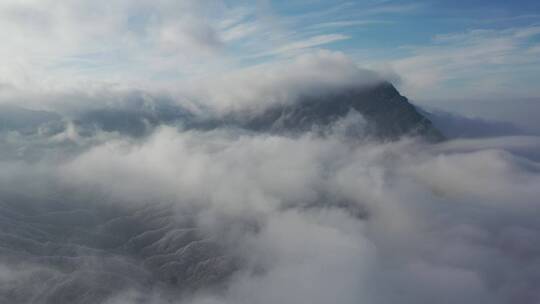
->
xmin=229 ymin=81 xmax=444 ymax=141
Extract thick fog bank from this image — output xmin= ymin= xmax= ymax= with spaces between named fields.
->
xmin=1 ymin=120 xmax=539 ymax=303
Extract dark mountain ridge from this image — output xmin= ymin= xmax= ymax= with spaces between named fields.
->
xmin=0 ymin=82 xmax=444 ymax=142
xmin=227 ymin=81 xmax=444 ymax=141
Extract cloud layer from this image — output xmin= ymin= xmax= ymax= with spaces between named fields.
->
xmin=1 ymin=98 xmax=540 ymax=303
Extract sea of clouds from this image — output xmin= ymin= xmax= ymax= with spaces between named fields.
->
xmin=1 ymin=53 xmax=539 ymax=304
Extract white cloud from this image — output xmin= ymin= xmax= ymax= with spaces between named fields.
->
xmin=307 ymin=20 xmax=391 ymax=30
xmin=1 ymin=94 xmax=540 ymax=303
xmin=0 ymin=1 xmax=356 ymax=94
xmin=0 ymin=50 xmax=383 ymax=117
xmin=384 ymin=26 xmax=540 ymax=100
xmin=263 ymin=34 xmax=350 ymax=57
xmin=42 ymin=124 xmax=540 ymax=304
xmin=184 ymin=50 xmax=382 ymax=113
xmin=0 ymin=1 xmax=238 ymax=91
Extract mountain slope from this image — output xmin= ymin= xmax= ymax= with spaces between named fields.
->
xmin=232 ymin=81 xmax=444 ymax=141
xmin=0 ymin=82 xmax=444 ymax=142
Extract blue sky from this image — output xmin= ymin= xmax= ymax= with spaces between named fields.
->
xmin=245 ymin=0 xmax=540 ymax=100
xmin=0 ymin=0 xmax=539 ymax=115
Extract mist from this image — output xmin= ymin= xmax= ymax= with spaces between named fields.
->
xmin=1 ymin=87 xmax=540 ymax=303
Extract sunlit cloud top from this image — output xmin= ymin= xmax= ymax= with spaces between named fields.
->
xmin=0 ymin=0 xmax=539 ymax=101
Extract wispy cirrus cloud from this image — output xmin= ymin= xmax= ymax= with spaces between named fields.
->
xmin=0 ymin=0 xmax=431 ymax=96
xmin=260 ymin=34 xmax=351 ymax=57
xmin=0 ymin=0 xmax=236 ymax=91
xmin=0 ymin=0 xmax=538 ymax=111
xmin=306 ymin=20 xmax=392 ymax=30
xmin=384 ymin=25 xmax=540 ymax=100
xmin=0 ymin=0 xmax=361 ymax=93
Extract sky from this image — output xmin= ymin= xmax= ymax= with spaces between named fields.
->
xmin=0 ymin=0 xmax=539 ymax=106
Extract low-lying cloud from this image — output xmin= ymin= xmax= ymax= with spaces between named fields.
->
xmin=1 ymin=118 xmax=540 ymax=303
xmin=0 ymin=55 xmax=539 ymax=303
